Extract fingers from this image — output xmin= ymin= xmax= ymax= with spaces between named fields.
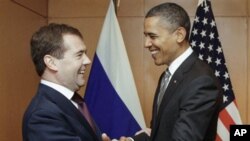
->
xmin=119 ymin=136 xmax=127 ymax=141
xmin=102 ymin=133 xmax=111 ymax=141
xmin=135 ymin=128 xmax=151 ymax=136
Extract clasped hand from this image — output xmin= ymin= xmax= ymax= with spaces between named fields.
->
xmin=102 ymin=128 xmax=151 ymax=141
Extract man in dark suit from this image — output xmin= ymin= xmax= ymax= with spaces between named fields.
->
xmin=121 ymin=2 xmax=222 ymax=141
xmin=22 ymin=23 xmax=110 ymax=141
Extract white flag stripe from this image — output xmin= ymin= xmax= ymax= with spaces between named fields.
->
xmin=190 ymin=0 xmax=242 ymax=140
xmin=96 ymin=1 xmax=145 ymax=128
xmin=217 ymin=118 xmax=229 ymax=141
xmin=226 ymin=101 xmax=242 ymax=124
xmin=198 ymin=0 xmax=205 ymax=6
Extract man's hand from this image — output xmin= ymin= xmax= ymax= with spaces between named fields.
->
xmin=119 ymin=136 xmax=133 ymax=141
xmin=102 ymin=133 xmax=111 ymax=141
xmin=135 ymin=128 xmax=151 ymax=136
xmin=106 ymin=128 xmax=151 ymax=141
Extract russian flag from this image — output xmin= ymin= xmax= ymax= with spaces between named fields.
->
xmin=84 ymin=0 xmax=146 ymax=139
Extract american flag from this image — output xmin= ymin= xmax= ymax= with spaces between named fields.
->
xmin=189 ymin=0 xmax=242 ymax=140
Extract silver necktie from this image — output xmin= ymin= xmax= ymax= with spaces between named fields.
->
xmin=157 ymin=69 xmax=171 ymax=112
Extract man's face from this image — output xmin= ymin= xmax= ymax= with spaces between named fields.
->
xmin=144 ymin=16 xmax=179 ymax=66
xmin=56 ymin=34 xmax=91 ymax=91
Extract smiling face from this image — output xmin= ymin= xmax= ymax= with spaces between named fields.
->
xmin=55 ymin=34 xmax=91 ymax=91
xmin=144 ymin=16 xmax=181 ymax=66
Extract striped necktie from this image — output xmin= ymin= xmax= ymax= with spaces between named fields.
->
xmin=157 ymin=69 xmax=171 ymax=113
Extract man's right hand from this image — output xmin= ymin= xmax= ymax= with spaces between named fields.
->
xmin=118 ymin=136 xmax=133 ymax=141
xmin=135 ymin=128 xmax=151 ymax=136
xmin=102 ymin=133 xmax=111 ymax=141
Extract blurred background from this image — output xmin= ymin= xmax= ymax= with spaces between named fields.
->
xmin=0 ymin=0 xmax=249 ymax=140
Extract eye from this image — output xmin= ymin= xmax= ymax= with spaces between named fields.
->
xmin=150 ymin=35 xmax=157 ymax=39
xmin=76 ymin=53 xmax=83 ymax=59
xmin=145 ymin=33 xmax=158 ymax=40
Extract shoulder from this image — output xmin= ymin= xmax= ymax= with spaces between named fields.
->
xmin=23 ymin=90 xmax=64 ymax=123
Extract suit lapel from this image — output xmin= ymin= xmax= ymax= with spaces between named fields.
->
xmin=39 ymin=84 xmax=100 ymax=141
xmin=151 ymin=72 xmax=164 ymax=127
xmin=151 ymin=53 xmax=198 ymax=140
xmin=156 ymin=72 xmax=183 ymax=119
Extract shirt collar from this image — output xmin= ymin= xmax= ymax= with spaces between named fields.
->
xmin=40 ymin=79 xmax=74 ymax=100
xmin=168 ymin=47 xmax=193 ymax=75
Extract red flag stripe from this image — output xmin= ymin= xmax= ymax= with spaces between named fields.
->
xmin=219 ymin=108 xmax=235 ymax=130
xmin=215 ymin=134 xmax=222 ymax=141
xmin=190 ymin=0 xmax=242 ymax=140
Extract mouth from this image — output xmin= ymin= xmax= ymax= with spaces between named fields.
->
xmin=149 ymin=49 xmax=159 ymax=59
xmin=79 ymin=70 xmax=85 ymax=74
xmin=150 ymin=50 xmax=158 ymax=55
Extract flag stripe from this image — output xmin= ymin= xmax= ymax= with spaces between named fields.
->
xmin=85 ymin=0 xmax=145 ymax=139
xmin=190 ymin=0 xmax=242 ymax=140
xmin=217 ymin=118 xmax=229 ymax=141
xmin=85 ymin=55 xmax=141 ymax=138
xmin=226 ymin=101 xmax=242 ymax=123
xmin=219 ymin=109 xmax=234 ymax=130
xmin=94 ymin=0 xmax=145 ymax=129
xmin=215 ymin=134 xmax=222 ymax=141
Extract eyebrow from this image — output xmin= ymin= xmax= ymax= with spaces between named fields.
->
xmin=76 ymin=50 xmax=84 ymax=55
xmin=144 ymin=32 xmax=157 ymax=36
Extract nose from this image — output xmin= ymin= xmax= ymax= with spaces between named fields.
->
xmin=82 ymin=54 xmax=91 ymax=65
xmin=144 ymin=37 xmax=152 ymax=49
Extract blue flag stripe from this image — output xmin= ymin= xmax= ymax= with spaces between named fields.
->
xmin=85 ymin=54 xmax=141 ymax=138
xmin=85 ymin=0 xmax=145 ymax=139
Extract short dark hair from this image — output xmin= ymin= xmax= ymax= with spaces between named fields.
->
xmin=146 ymin=2 xmax=190 ymax=40
xmin=30 ymin=23 xmax=83 ymax=76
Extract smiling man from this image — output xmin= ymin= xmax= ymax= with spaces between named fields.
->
xmin=121 ymin=2 xmax=222 ymax=141
xmin=22 ymin=23 xmax=110 ymax=141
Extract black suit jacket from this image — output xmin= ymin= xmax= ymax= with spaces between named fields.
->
xmin=134 ymin=53 xmax=222 ymax=141
xmin=22 ymin=84 xmax=102 ymax=141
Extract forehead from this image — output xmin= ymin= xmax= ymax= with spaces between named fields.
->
xmin=144 ymin=17 xmax=170 ymax=34
xmin=63 ymin=34 xmax=86 ymax=50
xmin=144 ymin=17 xmax=161 ymax=28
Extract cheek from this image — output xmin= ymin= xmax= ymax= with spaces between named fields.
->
xmin=161 ymin=38 xmax=176 ymax=53
xmin=74 ymin=61 xmax=84 ymax=73
xmin=159 ymin=43 xmax=170 ymax=56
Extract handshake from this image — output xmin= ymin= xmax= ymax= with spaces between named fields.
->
xmin=102 ymin=128 xmax=151 ymax=141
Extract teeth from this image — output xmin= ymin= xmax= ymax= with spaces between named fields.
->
xmin=151 ymin=50 xmax=158 ymax=55
xmin=80 ymin=71 xmax=84 ymax=74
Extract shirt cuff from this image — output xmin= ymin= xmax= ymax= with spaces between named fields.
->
xmin=127 ymin=137 xmax=134 ymax=141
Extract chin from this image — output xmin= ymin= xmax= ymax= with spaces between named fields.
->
xmin=78 ymin=82 xmax=85 ymax=87
xmin=78 ymin=79 xmax=85 ymax=85
xmin=154 ymin=63 xmax=161 ymax=66
xmin=154 ymin=60 xmax=164 ymax=66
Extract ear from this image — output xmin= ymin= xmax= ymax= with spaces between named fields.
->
xmin=43 ymin=55 xmax=58 ymax=71
xmin=175 ymin=27 xmax=186 ymax=43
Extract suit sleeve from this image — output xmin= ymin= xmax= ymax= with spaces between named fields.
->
xmin=132 ymin=132 xmax=150 ymax=141
xmin=26 ymin=109 xmax=81 ymax=141
xmin=171 ymin=75 xmax=221 ymax=141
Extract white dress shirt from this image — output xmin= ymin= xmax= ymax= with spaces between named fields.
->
xmin=168 ymin=47 xmax=193 ymax=79
xmin=40 ymin=79 xmax=78 ymax=108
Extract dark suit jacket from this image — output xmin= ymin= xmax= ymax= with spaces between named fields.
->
xmin=22 ymin=84 xmax=102 ymax=141
xmin=134 ymin=52 xmax=222 ymax=141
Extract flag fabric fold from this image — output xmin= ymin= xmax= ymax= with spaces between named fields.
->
xmin=84 ymin=0 xmax=145 ymax=139
xmin=189 ymin=0 xmax=242 ymax=140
